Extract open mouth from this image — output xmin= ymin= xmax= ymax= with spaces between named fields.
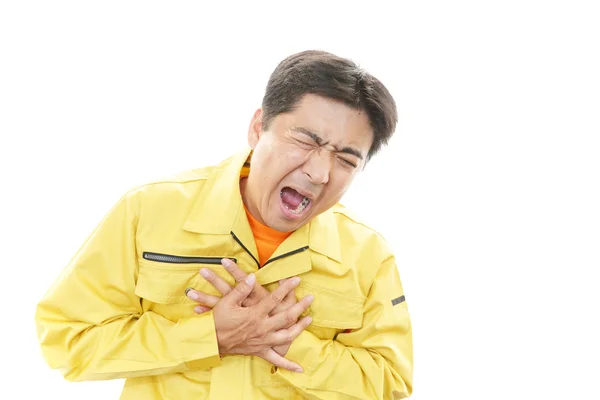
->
xmin=280 ymin=187 xmax=312 ymax=216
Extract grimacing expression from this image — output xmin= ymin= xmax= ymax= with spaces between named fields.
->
xmin=242 ymin=94 xmax=374 ymax=232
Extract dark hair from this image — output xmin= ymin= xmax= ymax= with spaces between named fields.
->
xmin=261 ymin=50 xmax=398 ymax=161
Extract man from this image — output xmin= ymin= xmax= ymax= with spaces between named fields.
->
xmin=36 ymin=50 xmax=413 ymax=399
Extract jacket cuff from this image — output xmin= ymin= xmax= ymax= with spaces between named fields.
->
xmin=174 ymin=311 xmax=221 ymax=370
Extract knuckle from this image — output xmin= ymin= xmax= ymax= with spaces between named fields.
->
xmin=271 ymin=292 xmax=284 ymax=303
xmin=221 ymin=286 xmax=232 ymax=295
xmin=235 ymin=282 xmax=248 ymax=293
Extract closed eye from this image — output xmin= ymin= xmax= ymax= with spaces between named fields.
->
xmin=338 ymin=157 xmax=357 ymax=168
xmin=295 ymin=139 xmax=316 ymax=148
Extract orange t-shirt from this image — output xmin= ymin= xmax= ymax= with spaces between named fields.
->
xmin=244 ymin=205 xmax=291 ymax=266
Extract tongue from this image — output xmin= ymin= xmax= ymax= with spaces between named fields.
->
xmin=281 ymin=187 xmax=304 ymax=208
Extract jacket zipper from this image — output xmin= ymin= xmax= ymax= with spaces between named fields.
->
xmin=230 ymin=231 xmax=309 ymax=268
xmin=230 ymin=232 xmax=261 ymax=268
xmin=142 ymin=252 xmax=236 ymax=264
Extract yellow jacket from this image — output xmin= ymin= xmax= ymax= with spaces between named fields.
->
xmin=35 ymin=149 xmax=413 ymax=399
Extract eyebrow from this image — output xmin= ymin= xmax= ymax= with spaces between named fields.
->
xmin=291 ymin=127 xmax=364 ymax=160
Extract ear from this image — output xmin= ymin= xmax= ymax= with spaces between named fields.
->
xmin=247 ymin=108 xmax=263 ymax=149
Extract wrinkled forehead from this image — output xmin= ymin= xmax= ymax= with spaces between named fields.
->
xmin=281 ymin=95 xmax=374 ymax=148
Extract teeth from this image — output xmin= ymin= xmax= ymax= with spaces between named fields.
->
xmin=283 ymin=196 xmax=310 ymax=214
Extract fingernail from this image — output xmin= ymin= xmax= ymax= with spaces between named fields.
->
xmin=187 ymin=291 xmax=199 ymax=300
xmin=194 ymin=306 xmax=204 ymax=313
xmin=307 ymin=316 xmax=313 ymax=324
xmin=200 ymin=268 xmax=210 ymax=278
xmin=245 ymin=273 xmax=256 ymax=285
xmin=295 ymin=367 xmax=303 ymax=373
xmin=221 ymin=258 xmax=231 ymax=268
xmin=290 ymin=277 xmax=301 ymax=286
xmin=307 ymin=295 xmax=314 ymax=304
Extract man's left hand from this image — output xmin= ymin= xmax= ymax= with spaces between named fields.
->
xmin=186 ymin=259 xmax=305 ymax=357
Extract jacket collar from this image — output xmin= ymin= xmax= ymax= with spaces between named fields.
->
xmin=183 ymin=148 xmax=342 ymax=264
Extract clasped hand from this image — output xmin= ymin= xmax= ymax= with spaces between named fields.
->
xmin=185 ymin=259 xmax=313 ymax=372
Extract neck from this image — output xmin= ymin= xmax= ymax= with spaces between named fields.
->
xmin=239 ymin=177 xmax=266 ymax=226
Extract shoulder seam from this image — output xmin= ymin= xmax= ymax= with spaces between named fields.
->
xmin=143 ymin=175 xmax=209 ymax=186
xmin=125 ymin=174 xmax=209 ymax=196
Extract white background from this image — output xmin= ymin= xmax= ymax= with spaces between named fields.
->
xmin=1 ymin=1 xmax=599 ymax=399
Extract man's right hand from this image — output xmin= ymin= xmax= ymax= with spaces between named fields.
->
xmin=191 ymin=259 xmax=302 ymax=323
xmin=210 ymin=272 xmax=313 ymax=372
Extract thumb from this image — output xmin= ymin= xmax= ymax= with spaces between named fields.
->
xmin=230 ymin=273 xmax=256 ymax=305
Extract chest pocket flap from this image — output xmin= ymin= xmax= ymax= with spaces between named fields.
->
xmin=134 ymin=259 xmax=235 ymax=304
xmin=296 ymin=283 xmax=365 ymax=330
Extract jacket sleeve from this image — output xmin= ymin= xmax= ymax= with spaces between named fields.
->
xmin=35 ymin=190 xmax=221 ymax=382
xmin=275 ymin=256 xmax=413 ymax=399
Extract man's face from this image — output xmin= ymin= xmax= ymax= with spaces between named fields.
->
xmin=242 ymin=94 xmax=374 ymax=232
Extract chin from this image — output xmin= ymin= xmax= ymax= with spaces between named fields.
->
xmin=267 ymin=215 xmax=304 ymax=232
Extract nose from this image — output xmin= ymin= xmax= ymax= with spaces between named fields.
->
xmin=302 ymin=151 xmax=331 ymax=185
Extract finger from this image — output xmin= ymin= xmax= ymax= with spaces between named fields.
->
xmin=270 ymin=316 xmax=313 ymax=346
xmin=194 ymin=305 xmax=212 ymax=314
xmin=221 ymin=258 xmax=249 ymax=284
xmin=271 ymin=288 xmax=299 ymax=316
xmin=282 ymin=286 xmax=298 ymax=304
xmin=223 ymin=258 xmax=269 ymax=302
xmin=258 ymin=276 xmax=301 ymax=314
xmin=278 ymin=279 xmax=295 ymax=301
xmin=186 ymin=289 xmax=220 ymax=307
xmin=200 ymin=268 xmax=233 ymax=296
xmin=227 ymin=273 xmax=256 ymax=305
xmin=268 ymin=294 xmax=313 ymax=330
xmin=262 ymin=348 xmax=303 ymax=373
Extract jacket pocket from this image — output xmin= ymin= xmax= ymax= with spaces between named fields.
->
xmin=295 ymin=283 xmax=365 ymax=339
xmin=134 ymin=253 xmax=237 ymax=321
